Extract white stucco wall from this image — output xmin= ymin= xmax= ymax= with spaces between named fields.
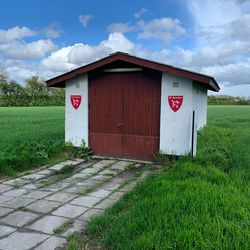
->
xmin=65 ymin=74 xmax=88 ymax=147
xmin=159 ymin=73 xmax=194 ymax=155
xmin=192 ymin=82 xmax=208 ymax=130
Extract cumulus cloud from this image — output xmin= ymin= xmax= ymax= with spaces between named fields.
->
xmin=42 ymin=45 xmax=78 ymax=73
xmin=43 ymin=33 xmax=137 ymax=74
xmin=79 ymin=15 xmax=94 ymax=28
xmin=107 ymin=23 xmax=133 ymax=33
xmin=0 ymin=39 xmax=58 ymax=60
xmin=107 ymin=17 xmax=186 ymax=44
xmin=42 ymin=23 xmax=63 ymax=38
xmin=134 ymin=8 xmax=147 ymax=19
xmin=0 ymin=26 xmax=36 ymax=43
xmin=137 ymin=18 xmax=186 ymax=44
xmin=201 ymin=63 xmax=250 ymax=86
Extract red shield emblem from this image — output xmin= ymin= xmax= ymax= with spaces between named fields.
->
xmin=168 ymin=96 xmax=183 ymax=112
xmin=70 ymin=95 xmax=82 ymax=110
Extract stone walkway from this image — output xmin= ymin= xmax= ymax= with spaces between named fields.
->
xmin=0 ymin=158 xmax=152 ymax=250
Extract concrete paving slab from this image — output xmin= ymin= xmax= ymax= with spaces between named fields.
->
xmin=92 ymin=160 xmax=115 ymax=170
xmin=0 ymin=231 xmax=49 ymax=250
xmin=70 ymin=195 xmax=102 ymax=207
xmin=35 ymin=236 xmax=67 ymax=250
xmin=45 ymin=192 xmax=77 ymax=203
xmin=75 ymin=178 xmax=101 ymax=187
xmin=1 ymin=197 xmax=34 ymax=209
xmin=64 ymin=159 xmax=80 ymax=166
xmin=52 ymin=204 xmax=88 ymax=218
xmin=0 ymin=195 xmax=13 ymax=204
xmin=26 ymin=200 xmax=61 ymax=213
xmin=110 ymin=161 xmax=130 ymax=171
xmin=80 ymin=167 xmax=99 ymax=174
xmin=91 ymin=174 xmax=110 ymax=181
xmin=78 ymin=208 xmax=104 ymax=222
xmin=99 ymin=169 xmax=117 ymax=176
xmin=88 ymin=189 xmax=112 ymax=199
xmin=0 ymin=184 xmax=13 ymax=193
xmin=3 ymin=178 xmax=29 ymax=186
xmin=119 ymin=182 xmax=137 ymax=192
xmin=2 ymin=188 xmax=29 ymax=197
xmin=22 ymin=173 xmax=44 ymax=181
xmin=61 ymin=220 xmax=88 ymax=237
xmin=28 ymin=215 xmax=68 ymax=234
xmin=101 ymin=180 xmax=122 ymax=191
xmin=0 ymin=211 xmax=39 ymax=227
xmin=94 ymin=198 xmax=116 ymax=210
xmin=70 ymin=173 xmax=91 ymax=179
xmin=49 ymin=163 xmax=68 ymax=171
xmin=108 ymin=191 xmax=125 ymax=201
xmin=24 ymin=190 xmax=51 ymax=199
xmin=36 ymin=169 xmax=54 ymax=176
xmin=22 ymin=183 xmax=39 ymax=190
xmin=0 ymin=225 xmax=16 ymax=237
xmin=0 ymin=207 xmax=14 ymax=217
xmin=43 ymin=181 xmax=69 ymax=190
xmin=63 ymin=185 xmax=89 ymax=194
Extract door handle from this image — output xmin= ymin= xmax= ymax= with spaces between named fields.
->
xmin=117 ymin=123 xmax=122 ymax=127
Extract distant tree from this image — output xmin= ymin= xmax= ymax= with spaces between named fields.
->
xmin=0 ymin=67 xmax=7 ymax=82
xmin=208 ymin=95 xmax=250 ymax=105
xmin=0 ymin=80 xmax=26 ymax=106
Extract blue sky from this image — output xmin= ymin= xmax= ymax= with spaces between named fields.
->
xmin=0 ymin=0 xmax=250 ymax=96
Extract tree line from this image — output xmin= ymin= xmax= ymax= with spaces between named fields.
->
xmin=208 ymin=95 xmax=250 ymax=105
xmin=0 ymin=75 xmax=65 ymax=106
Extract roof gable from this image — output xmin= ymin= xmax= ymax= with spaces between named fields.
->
xmin=46 ymin=52 xmax=220 ymax=92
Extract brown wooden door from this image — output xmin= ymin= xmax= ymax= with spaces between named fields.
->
xmin=89 ymin=70 xmax=161 ymax=160
xmin=89 ymin=73 xmax=123 ymax=157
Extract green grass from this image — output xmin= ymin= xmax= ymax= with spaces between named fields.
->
xmin=0 ymin=106 xmax=64 ymax=147
xmin=0 ymin=106 xmax=76 ymax=177
xmin=67 ymin=105 xmax=250 ymax=250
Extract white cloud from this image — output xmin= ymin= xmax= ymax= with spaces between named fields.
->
xmin=137 ymin=17 xmax=186 ymax=43
xmin=43 ymin=33 xmax=136 ymax=73
xmin=42 ymin=23 xmax=63 ymax=38
xmin=201 ymin=62 xmax=250 ymax=86
xmin=134 ymin=8 xmax=147 ymax=19
xmin=79 ymin=15 xmax=94 ymax=28
xmin=0 ymin=40 xmax=58 ymax=60
xmin=100 ymin=33 xmax=135 ymax=53
xmin=68 ymin=44 xmax=107 ymax=65
xmin=42 ymin=45 xmax=78 ymax=73
xmin=0 ymin=26 xmax=36 ymax=43
xmin=107 ymin=23 xmax=133 ymax=33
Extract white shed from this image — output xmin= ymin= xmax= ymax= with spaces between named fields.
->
xmin=46 ymin=52 xmax=220 ymax=160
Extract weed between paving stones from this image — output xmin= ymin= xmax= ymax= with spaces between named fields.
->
xmin=77 ymin=162 xmax=135 ymax=196
xmin=53 ymin=219 xmax=74 ymax=234
xmin=40 ymin=164 xmax=86 ymax=188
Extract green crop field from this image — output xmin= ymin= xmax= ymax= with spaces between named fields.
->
xmin=0 ymin=106 xmax=66 ymax=176
xmin=0 ymin=106 xmax=64 ymax=147
xmin=66 ymin=105 xmax=250 ymax=250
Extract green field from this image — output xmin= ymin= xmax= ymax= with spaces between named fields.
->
xmin=0 ymin=106 xmax=249 ymax=249
xmin=67 ymin=105 xmax=250 ymax=250
xmin=0 ymin=106 xmax=64 ymax=147
xmin=0 ymin=106 xmax=65 ymax=176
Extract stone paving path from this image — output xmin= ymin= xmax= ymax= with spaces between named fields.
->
xmin=0 ymin=158 xmax=153 ymax=250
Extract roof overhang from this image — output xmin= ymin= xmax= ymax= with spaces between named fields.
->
xmin=46 ymin=52 xmax=220 ymax=92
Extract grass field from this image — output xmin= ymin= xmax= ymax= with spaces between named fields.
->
xmin=67 ymin=105 xmax=250 ymax=250
xmin=0 ymin=106 xmax=64 ymax=147
xmin=0 ymin=106 xmax=66 ymax=176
